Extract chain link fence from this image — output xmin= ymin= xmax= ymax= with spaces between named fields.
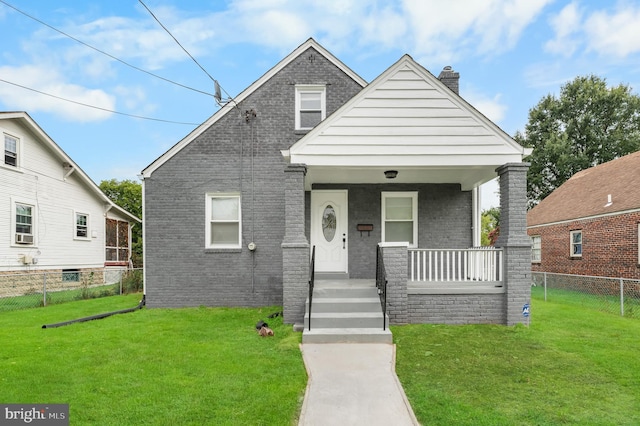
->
xmin=0 ymin=268 xmax=143 ymax=312
xmin=532 ymin=271 xmax=640 ymax=319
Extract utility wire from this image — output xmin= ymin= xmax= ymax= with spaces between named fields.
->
xmin=0 ymin=0 xmax=215 ymax=98
xmin=139 ymin=0 xmax=215 ymax=84
xmin=0 ymin=78 xmax=200 ymax=125
xmin=138 ymin=0 xmax=237 ymax=108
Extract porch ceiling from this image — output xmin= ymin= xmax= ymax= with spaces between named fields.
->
xmin=304 ymin=165 xmax=498 ymax=191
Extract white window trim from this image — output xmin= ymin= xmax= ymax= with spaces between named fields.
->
xmin=638 ymin=223 xmax=640 ymax=265
xmin=73 ymin=211 xmax=91 ymax=241
xmin=205 ymin=193 xmax=242 ymax=249
xmin=531 ymin=235 xmax=541 ymax=263
xmin=11 ymin=197 xmax=37 ymax=247
xmin=295 ymin=85 xmax=326 ymax=130
xmin=381 ymin=191 xmax=418 ymax=248
xmin=570 ymin=230 xmax=582 ymax=257
xmin=3 ymin=132 xmax=21 ymax=170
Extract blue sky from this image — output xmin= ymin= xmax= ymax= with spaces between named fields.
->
xmin=1 ymin=0 xmax=640 ymax=209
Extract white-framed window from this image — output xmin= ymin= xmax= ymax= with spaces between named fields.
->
xmin=531 ymin=235 xmax=541 ymax=263
xmin=12 ymin=199 xmax=36 ymax=246
xmin=381 ymin=192 xmax=418 ymax=247
xmin=570 ymin=230 xmax=582 ymax=257
xmin=74 ymin=212 xmax=90 ymax=240
xmin=637 ymin=223 xmax=640 ymax=265
xmin=295 ymin=85 xmax=326 ymax=130
xmin=206 ymin=194 xmax=241 ymax=248
xmin=4 ymin=133 xmax=18 ymax=167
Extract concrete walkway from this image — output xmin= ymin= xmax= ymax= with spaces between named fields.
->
xmin=298 ymin=344 xmax=419 ymax=425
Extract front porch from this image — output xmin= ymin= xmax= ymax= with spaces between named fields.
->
xmin=284 ymin=163 xmax=532 ymax=329
xmin=280 ymin=55 xmax=532 ymax=329
xmin=301 ymin=246 xmax=510 ymax=343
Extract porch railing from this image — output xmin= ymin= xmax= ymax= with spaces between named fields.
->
xmin=375 ymin=245 xmax=387 ymax=331
xmin=409 ymin=247 xmax=503 ymax=283
xmin=307 ymin=245 xmax=316 ymax=331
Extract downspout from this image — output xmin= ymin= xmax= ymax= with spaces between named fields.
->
xmin=251 ymin=112 xmax=256 ymax=294
xmin=141 ymin=177 xmax=146 ymax=297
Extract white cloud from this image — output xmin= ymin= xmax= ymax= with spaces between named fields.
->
xmin=193 ymin=0 xmax=553 ymax=63
xmin=114 ymin=85 xmax=157 ymax=116
xmin=544 ymin=2 xmax=582 ymax=56
xmin=401 ymin=0 xmax=553 ymax=63
xmin=69 ymin=15 xmax=194 ymax=70
xmin=522 ymin=61 xmax=571 ymax=89
xmin=360 ymin=6 xmax=407 ymax=50
xmin=0 ymin=65 xmax=114 ymax=122
xmin=543 ymin=2 xmax=640 ymax=60
xmin=464 ymin=90 xmax=507 ymax=124
xmin=584 ymin=4 xmax=640 ymax=57
xmin=11 ymin=0 xmax=555 ymax=80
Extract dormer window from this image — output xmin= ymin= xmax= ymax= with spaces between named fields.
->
xmin=4 ymin=134 xmax=18 ymax=167
xmin=295 ymin=85 xmax=326 ymax=130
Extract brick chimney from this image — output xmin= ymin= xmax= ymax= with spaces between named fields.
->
xmin=438 ymin=66 xmax=459 ymax=94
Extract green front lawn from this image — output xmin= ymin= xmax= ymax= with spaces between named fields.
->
xmin=0 ymin=295 xmax=306 ymax=425
xmin=394 ymin=299 xmax=640 ymax=425
xmin=2 ymin=293 xmax=639 ymax=425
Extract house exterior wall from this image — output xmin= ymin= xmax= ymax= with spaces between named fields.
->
xmin=407 ymin=294 xmax=505 ymax=324
xmin=144 ymin=47 xmax=364 ymax=308
xmin=312 ymin=183 xmax=472 ymax=279
xmin=0 ymin=119 xmax=113 ymax=272
xmin=528 ymin=211 xmax=640 ymax=279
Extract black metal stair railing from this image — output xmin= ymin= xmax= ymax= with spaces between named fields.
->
xmin=307 ymin=246 xmax=316 ymax=331
xmin=376 ymin=245 xmax=388 ymax=331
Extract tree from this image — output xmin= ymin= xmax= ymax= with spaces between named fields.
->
xmin=516 ymin=75 xmax=640 ymax=207
xmin=481 ymin=207 xmax=500 ymax=246
xmin=99 ymin=179 xmax=143 ymax=266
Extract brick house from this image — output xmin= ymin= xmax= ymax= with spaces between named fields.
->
xmin=527 ymin=151 xmax=640 ymax=279
xmin=142 ymin=39 xmax=532 ymax=335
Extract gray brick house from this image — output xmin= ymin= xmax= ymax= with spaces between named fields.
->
xmin=141 ymin=39 xmax=532 ymax=330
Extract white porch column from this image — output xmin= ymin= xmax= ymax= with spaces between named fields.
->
xmin=472 ymin=186 xmax=481 ymax=247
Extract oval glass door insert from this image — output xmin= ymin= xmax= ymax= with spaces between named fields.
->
xmin=322 ymin=205 xmax=337 ymax=242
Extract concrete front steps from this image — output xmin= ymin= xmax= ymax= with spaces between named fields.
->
xmin=302 ymin=279 xmax=392 ymax=344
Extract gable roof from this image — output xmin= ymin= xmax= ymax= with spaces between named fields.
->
xmin=0 ymin=111 xmax=140 ymax=223
xmin=285 ymin=55 xmax=531 ymax=190
xmin=141 ymin=38 xmax=367 ymax=178
xmin=528 ymin=150 xmax=640 ymax=227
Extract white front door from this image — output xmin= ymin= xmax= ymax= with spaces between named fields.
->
xmin=311 ymin=190 xmax=348 ymax=274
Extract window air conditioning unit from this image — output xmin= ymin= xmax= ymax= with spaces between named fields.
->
xmin=15 ymin=233 xmax=34 ymax=244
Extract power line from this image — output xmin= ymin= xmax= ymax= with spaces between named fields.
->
xmin=138 ymin=0 xmax=215 ymax=84
xmin=0 ymin=0 xmax=215 ymax=98
xmin=138 ymin=0 xmax=237 ymax=108
xmin=0 ymin=78 xmax=200 ymax=125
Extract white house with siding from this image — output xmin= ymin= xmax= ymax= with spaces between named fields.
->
xmin=0 ymin=111 xmax=139 ymax=276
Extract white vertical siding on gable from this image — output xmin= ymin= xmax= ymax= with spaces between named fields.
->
xmin=0 ymin=119 xmax=107 ymax=271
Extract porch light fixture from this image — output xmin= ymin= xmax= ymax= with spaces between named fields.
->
xmin=384 ymin=170 xmax=398 ymax=179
